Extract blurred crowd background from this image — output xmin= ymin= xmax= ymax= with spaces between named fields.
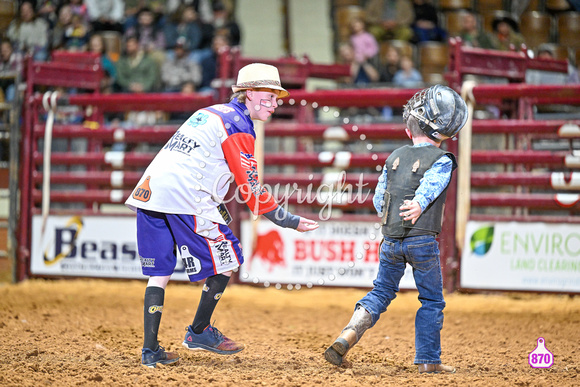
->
xmin=0 ymin=0 xmax=579 ymax=114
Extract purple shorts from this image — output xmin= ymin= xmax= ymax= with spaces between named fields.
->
xmin=136 ymin=209 xmax=244 ymax=282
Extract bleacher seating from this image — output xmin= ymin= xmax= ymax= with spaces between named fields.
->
xmin=520 ymin=11 xmax=553 ymax=50
xmin=380 ymin=40 xmax=415 ymax=65
xmin=335 ymin=5 xmax=365 ymax=43
xmin=557 ymin=12 xmax=580 ymax=50
xmin=546 ymin=0 xmax=572 ymax=13
xmin=0 ymin=0 xmax=15 ymax=31
xmin=334 ymin=0 xmax=361 ymax=6
xmin=475 ymin=0 xmax=504 ymax=17
xmin=443 ymin=10 xmax=470 ymax=37
xmin=439 ymin=0 xmax=473 ymax=11
xmin=418 ymin=41 xmax=449 ymax=83
xmin=523 ymin=0 xmax=541 ymax=12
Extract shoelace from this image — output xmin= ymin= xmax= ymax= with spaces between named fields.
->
xmin=209 ymin=325 xmax=225 ymax=341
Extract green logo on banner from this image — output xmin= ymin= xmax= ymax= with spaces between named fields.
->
xmin=471 ymin=226 xmax=494 ymax=256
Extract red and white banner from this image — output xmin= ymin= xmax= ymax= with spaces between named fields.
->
xmin=240 ymin=219 xmax=416 ymax=289
xmin=30 ymin=214 xmax=420 ymax=289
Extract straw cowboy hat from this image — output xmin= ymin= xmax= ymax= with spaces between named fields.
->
xmin=232 ymin=63 xmax=289 ymax=98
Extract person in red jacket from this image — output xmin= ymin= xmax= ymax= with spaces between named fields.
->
xmin=125 ymin=63 xmax=319 ymax=368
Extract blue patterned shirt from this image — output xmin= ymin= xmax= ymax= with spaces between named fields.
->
xmin=373 ymin=142 xmax=453 ymax=215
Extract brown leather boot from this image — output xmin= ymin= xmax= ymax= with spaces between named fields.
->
xmin=324 ymin=306 xmax=372 ymax=366
xmin=417 ymin=363 xmax=456 ymax=374
xmin=324 ymin=328 xmax=357 ymax=365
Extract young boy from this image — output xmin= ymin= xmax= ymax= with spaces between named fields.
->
xmin=324 ymin=85 xmax=468 ymax=373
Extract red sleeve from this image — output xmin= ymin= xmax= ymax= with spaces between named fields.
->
xmin=222 ymin=132 xmax=278 ymax=215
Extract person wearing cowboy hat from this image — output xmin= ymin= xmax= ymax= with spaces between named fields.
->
xmin=125 ymin=62 xmax=319 ymax=368
xmin=490 ymin=12 xmax=526 ymax=51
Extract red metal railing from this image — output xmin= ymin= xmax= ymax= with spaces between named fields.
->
xmin=15 ymin=46 xmax=580 ymax=292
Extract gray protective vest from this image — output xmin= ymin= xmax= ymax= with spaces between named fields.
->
xmin=381 ymin=145 xmax=457 ymax=238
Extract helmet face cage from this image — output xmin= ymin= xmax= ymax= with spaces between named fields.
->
xmin=402 ymin=89 xmax=429 ymax=124
xmin=403 ymin=85 xmax=468 ymax=141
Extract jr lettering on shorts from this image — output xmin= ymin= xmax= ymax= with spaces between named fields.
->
xmin=180 ymin=245 xmax=202 ymax=275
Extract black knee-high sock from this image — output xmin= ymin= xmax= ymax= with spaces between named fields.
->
xmin=192 ymin=274 xmax=230 ymax=334
xmin=143 ymin=286 xmax=165 ymax=350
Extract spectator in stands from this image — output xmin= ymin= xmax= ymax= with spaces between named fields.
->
xmin=69 ymin=0 xmax=90 ymax=25
xmin=52 ymin=4 xmax=74 ymax=51
xmin=166 ymin=4 xmax=215 ymax=65
xmin=364 ymin=0 xmax=415 ymax=42
xmin=379 ymin=45 xmax=402 ymax=83
xmin=53 ymin=6 xmax=91 ymax=52
xmin=392 ymin=55 xmax=423 ymax=88
xmin=115 ymin=35 xmax=160 ymax=93
xmin=7 ymin=1 xmax=50 ymax=61
xmin=124 ymin=7 xmax=166 ymax=66
xmin=88 ymin=33 xmax=117 ymax=94
xmin=68 ymin=13 xmax=91 ymax=51
xmin=489 ymin=13 xmax=525 ymax=51
xmin=196 ymin=15 xmax=217 ymax=65
xmin=378 ymin=45 xmax=403 ymax=119
xmin=124 ymin=0 xmax=166 ymax=31
xmin=161 ymin=37 xmax=202 ymax=92
xmin=349 ymin=17 xmax=380 ymax=67
xmin=199 ymin=33 xmax=230 ymax=94
xmin=0 ymin=39 xmax=23 ymax=103
xmin=410 ymin=0 xmax=447 ymax=43
xmin=337 ymin=42 xmax=382 ymax=124
xmin=212 ymin=1 xmax=241 ymax=46
xmin=164 ymin=4 xmax=203 ymax=55
xmin=526 ymin=45 xmax=580 ymax=85
xmin=458 ymin=11 xmax=496 ymax=49
xmin=85 ymin=0 xmax=125 ymax=34
xmin=35 ymin=0 xmax=61 ymax=28
xmin=166 ymin=0 xmax=214 ymax=24
xmin=338 ymin=42 xmax=380 ymax=85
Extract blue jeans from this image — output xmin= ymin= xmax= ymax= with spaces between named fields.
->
xmin=358 ymin=235 xmax=445 ymax=364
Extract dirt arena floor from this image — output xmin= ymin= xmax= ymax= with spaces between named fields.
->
xmin=0 ymin=269 xmax=579 ymax=386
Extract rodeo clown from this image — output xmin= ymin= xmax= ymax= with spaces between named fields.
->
xmin=324 ymin=85 xmax=468 ymax=374
xmin=125 ymin=63 xmax=319 ymax=368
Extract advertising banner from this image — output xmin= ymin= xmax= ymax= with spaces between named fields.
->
xmin=461 ymin=221 xmax=580 ymax=292
xmin=31 ymin=214 xmax=421 ymax=289
xmin=30 ymin=215 xmax=190 ymax=281
xmin=239 ymin=219 xmax=417 ymax=289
